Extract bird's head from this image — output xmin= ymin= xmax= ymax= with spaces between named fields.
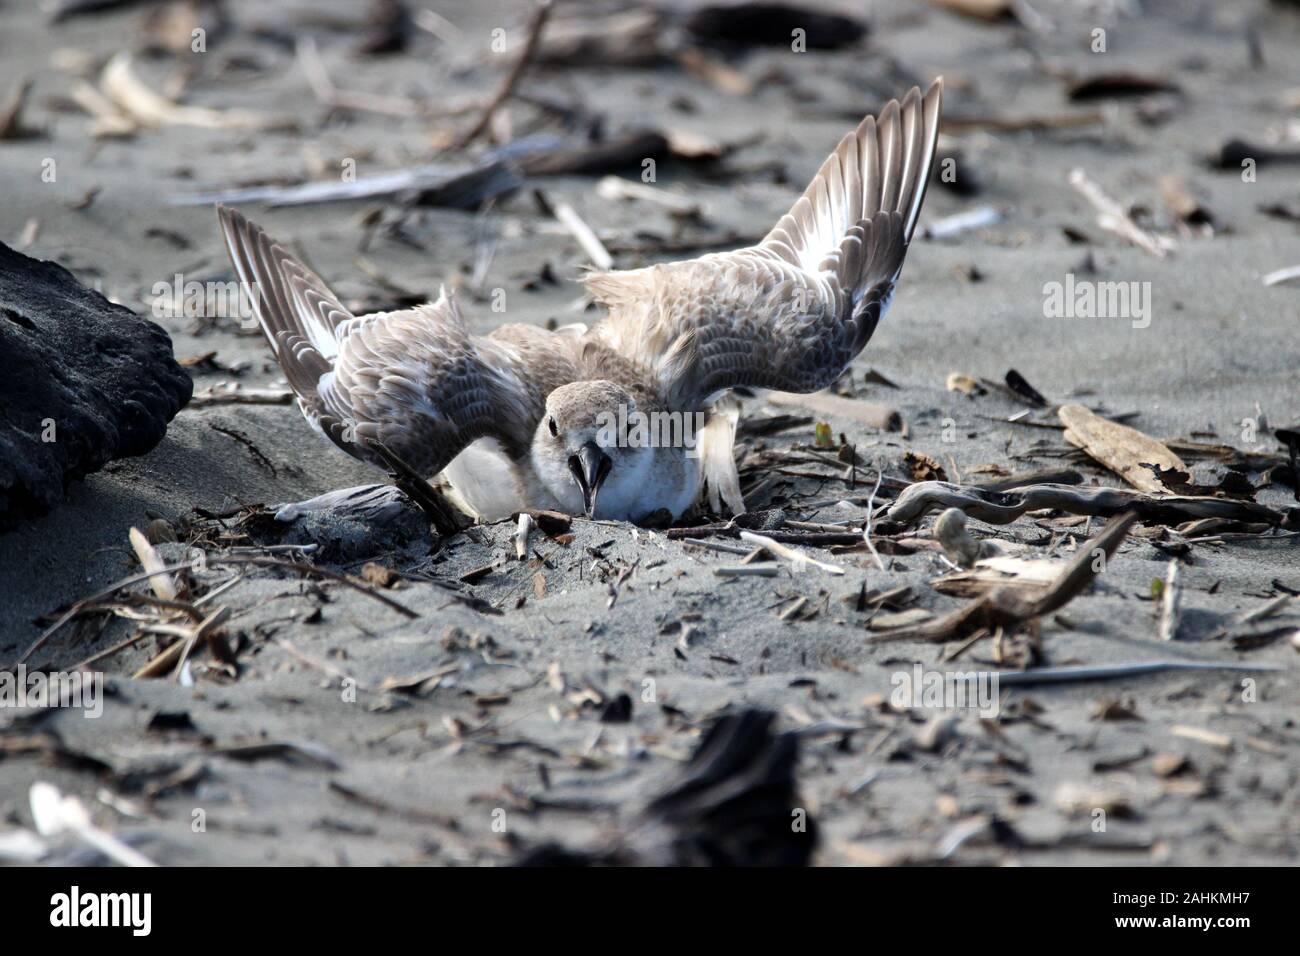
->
xmin=532 ymin=380 xmax=648 ymax=518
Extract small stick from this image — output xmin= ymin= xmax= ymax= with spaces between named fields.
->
xmin=995 ymin=660 xmax=1282 ymax=686
xmin=1157 ymin=560 xmax=1182 ymax=641
xmin=779 ymin=596 xmax=808 ymax=621
xmin=274 ymin=638 xmax=371 ymax=692
xmin=1069 ymin=168 xmax=1172 ymax=259
xmin=1171 ymin=725 xmax=1233 ymax=750
xmin=1236 ymin=593 xmax=1294 ymax=624
xmin=1262 ymin=265 xmax=1300 ymax=287
xmin=455 ymin=0 xmax=553 ymax=148
xmin=514 ymin=512 xmax=535 ymax=560
xmin=595 ymin=176 xmax=700 ymax=214
xmin=547 ymin=196 xmax=614 ymax=270
xmin=210 ymin=555 xmax=419 ymax=619
xmin=188 ymin=383 xmax=295 ymax=407
xmin=128 ymin=527 xmax=179 ymax=600
xmin=132 ymin=606 xmax=230 ymax=681
xmin=12 ymin=561 xmax=200 ymax=667
xmin=861 ymin=470 xmax=887 ymax=572
xmin=714 ymin=564 xmax=780 ymax=577
xmin=296 ymin=37 xmax=428 ymax=118
xmin=682 ymin=537 xmax=753 ymax=556
xmin=67 ymin=631 xmax=156 ymax=671
xmin=171 ymin=606 xmax=231 ymax=682
xmin=0 ymin=77 xmax=35 ymax=140
xmin=922 ymin=205 xmax=1002 ymax=240
xmin=740 ymin=530 xmax=846 ymax=575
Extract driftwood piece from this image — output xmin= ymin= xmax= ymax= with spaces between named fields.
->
xmin=887 ymin=480 xmax=1280 ymax=527
xmin=1059 ymin=403 xmax=1185 ymax=493
xmin=515 ymin=131 xmax=672 ymax=177
xmin=714 ymin=564 xmax=780 ymax=577
xmin=970 ymin=468 xmax=1083 ymax=491
xmin=869 ymin=512 xmax=1136 ymax=644
xmin=188 ymin=383 xmax=295 ymax=407
xmin=1213 ymin=139 xmax=1300 ymax=170
xmin=171 ymin=161 xmax=521 ymax=209
xmin=529 ymin=10 xmax=667 ymax=66
xmin=994 ymin=660 xmax=1283 ymax=687
xmin=684 ymin=3 xmax=866 ymax=49
xmin=926 ymin=0 xmax=1011 ymax=21
xmin=513 ymin=508 xmax=571 ymax=536
xmin=766 ymin=391 xmax=902 ymax=431
xmin=100 ymin=53 xmax=292 ymax=131
xmin=1067 ymin=72 xmax=1179 ymax=101
xmin=46 ymin=0 xmax=164 ymax=21
xmin=69 ymin=81 xmax=139 ymax=138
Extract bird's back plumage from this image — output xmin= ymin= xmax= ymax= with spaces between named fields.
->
xmin=586 ymin=79 xmax=942 ymax=410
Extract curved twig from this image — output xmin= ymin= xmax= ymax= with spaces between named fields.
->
xmin=887 ymin=480 xmax=1280 ymax=527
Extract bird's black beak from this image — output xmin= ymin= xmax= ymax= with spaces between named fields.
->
xmin=568 ymin=441 xmax=612 ymax=518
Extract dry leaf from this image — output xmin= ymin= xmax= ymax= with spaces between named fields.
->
xmin=360 ymin=562 xmax=397 ymax=588
xmin=905 ymin=451 xmax=948 ymax=483
xmin=1059 ymin=403 xmax=1186 ymax=493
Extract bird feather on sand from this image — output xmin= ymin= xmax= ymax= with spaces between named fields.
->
xmin=216 ymin=80 xmax=943 ymax=524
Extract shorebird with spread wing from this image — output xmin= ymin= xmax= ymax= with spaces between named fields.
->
xmin=217 ymin=80 xmax=942 ymax=525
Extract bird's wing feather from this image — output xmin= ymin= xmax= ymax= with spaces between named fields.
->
xmin=587 ymin=80 xmax=941 ymax=409
xmin=217 ymin=206 xmax=577 ymax=478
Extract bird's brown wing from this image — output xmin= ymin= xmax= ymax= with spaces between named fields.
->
xmin=587 ymin=80 xmax=942 ymax=411
xmin=217 ymin=206 xmax=578 ymax=478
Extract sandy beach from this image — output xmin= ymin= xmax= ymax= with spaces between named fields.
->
xmin=0 ymin=0 xmax=1297 ymax=866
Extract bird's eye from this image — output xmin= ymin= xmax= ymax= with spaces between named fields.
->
xmin=548 ymin=417 xmax=558 ymax=437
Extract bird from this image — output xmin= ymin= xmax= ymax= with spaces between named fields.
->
xmin=216 ymin=79 xmax=942 ymax=526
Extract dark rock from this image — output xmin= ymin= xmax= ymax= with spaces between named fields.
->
xmin=0 ymin=242 xmax=191 ymax=527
